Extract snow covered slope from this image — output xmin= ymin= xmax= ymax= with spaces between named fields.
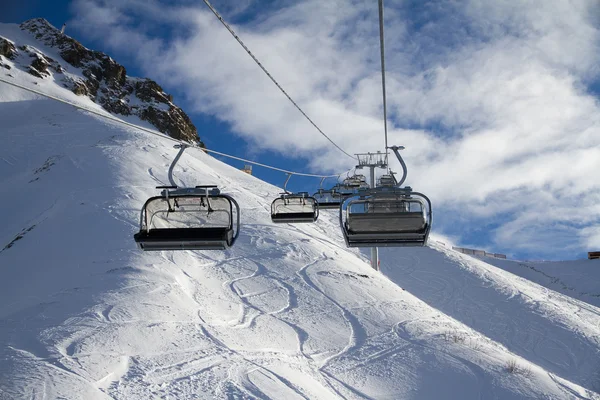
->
xmin=1 ymin=24 xmax=600 ymax=400
xmin=482 ymin=257 xmax=600 ymax=309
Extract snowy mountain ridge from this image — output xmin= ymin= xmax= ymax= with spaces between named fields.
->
xmin=0 ymin=18 xmax=200 ymax=144
xmin=1 ymin=20 xmax=600 ymax=400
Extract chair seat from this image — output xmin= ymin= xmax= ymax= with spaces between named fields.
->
xmin=344 ymin=228 xmax=428 ymax=247
xmin=316 ymin=201 xmax=341 ymax=209
xmin=134 ymin=227 xmax=233 ymax=250
xmin=271 ymin=212 xmax=317 ymax=223
xmin=345 ymin=237 xmax=427 ymax=247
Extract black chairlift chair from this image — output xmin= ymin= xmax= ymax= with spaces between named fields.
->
xmin=340 ymin=187 xmax=432 ymax=247
xmin=271 ymin=192 xmax=319 ymax=223
xmin=134 ymin=185 xmax=241 ymax=251
xmin=313 ymin=188 xmax=343 ymax=209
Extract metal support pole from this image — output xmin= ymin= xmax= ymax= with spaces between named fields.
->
xmin=369 ymin=165 xmax=379 ymax=271
xmin=354 ymin=152 xmax=386 ymax=271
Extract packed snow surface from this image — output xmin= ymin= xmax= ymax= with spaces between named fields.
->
xmin=1 ymin=21 xmax=600 ymax=400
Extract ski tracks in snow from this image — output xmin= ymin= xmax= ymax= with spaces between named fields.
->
xmin=383 ymin=246 xmax=600 ymax=395
xmin=153 ymin=251 xmax=326 ymax=399
xmin=296 ymin=254 xmax=367 ymax=368
xmin=161 ymin=233 xmax=381 ymax=399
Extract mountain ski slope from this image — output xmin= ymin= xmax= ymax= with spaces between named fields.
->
xmin=1 ymin=23 xmax=600 ymax=400
xmin=483 ymin=256 xmax=600 ymax=309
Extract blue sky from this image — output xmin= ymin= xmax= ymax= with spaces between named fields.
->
xmin=3 ymin=0 xmax=600 ymax=260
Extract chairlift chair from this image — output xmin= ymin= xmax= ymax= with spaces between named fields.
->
xmin=313 ymin=188 xmax=343 ymax=209
xmin=338 ymin=175 xmax=369 ymax=199
xmin=271 ymin=192 xmax=319 ymax=223
xmin=343 ymin=174 xmax=368 ymax=189
xmin=340 ymin=187 xmax=432 ymax=247
xmin=377 ymin=173 xmax=397 ymax=187
xmin=134 ymin=185 xmax=241 ymax=251
xmin=334 ymin=183 xmax=358 ymax=198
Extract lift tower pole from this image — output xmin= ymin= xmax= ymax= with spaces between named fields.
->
xmin=355 ymin=152 xmax=387 ymax=271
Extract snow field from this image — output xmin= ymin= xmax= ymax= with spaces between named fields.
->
xmin=1 ymin=22 xmax=600 ymax=399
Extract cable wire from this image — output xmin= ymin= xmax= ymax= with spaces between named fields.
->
xmin=201 ymin=0 xmax=356 ymax=161
xmin=378 ymin=0 xmax=389 ymax=165
xmin=0 ymin=77 xmax=347 ymax=179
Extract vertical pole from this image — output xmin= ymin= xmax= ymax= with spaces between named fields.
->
xmin=369 ymin=166 xmax=379 ymax=271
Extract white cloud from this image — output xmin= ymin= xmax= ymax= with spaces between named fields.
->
xmin=69 ymin=0 xmax=600 ymax=259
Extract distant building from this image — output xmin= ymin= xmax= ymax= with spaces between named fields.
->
xmin=241 ymin=164 xmax=252 ymax=175
xmin=452 ymin=246 xmax=507 ymax=260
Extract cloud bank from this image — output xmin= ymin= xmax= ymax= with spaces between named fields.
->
xmin=68 ymin=0 xmax=600 ymax=259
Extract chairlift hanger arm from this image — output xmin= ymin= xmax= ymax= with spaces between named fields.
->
xmin=168 ymin=144 xmax=190 ymax=187
xmin=388 ymin=145 xmax=407 ymax=187
xmin=283 ymin=173 xmax=293 ymax=194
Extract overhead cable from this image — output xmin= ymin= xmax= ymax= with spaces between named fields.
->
xmin=378 ymin=0 xmax=389 ymax=164
xmin=201 ymin=0 xmax=356 ymax=161
xmin=0 ymin=77 xmax=347 ymax=179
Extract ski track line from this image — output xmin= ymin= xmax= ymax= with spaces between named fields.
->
xmin=345 ymin=343 xmax=410 ymax=373
xmin=7 ymin=345 xmax=106 ymax=398
xmin=95 ymin=355 xmax=130 ymax=391
xmin=225 ymin=258 xmax=309 ymax=355
xmin=245 ymin=367 xmax=310 ymax=400
xmin=196 ymin=325 xmax=316 ymax=400
xmin=99 ymin=305 xmax=114 ymax=323
xmin=176 ymin=252 xmax=341 ymax=399
xmin=290 ymin=224 xmax=353 ymax=256
xmin=169 ymin=254 xmax=251 ymax=325
xmin=267 ymin=278 xmax=297 ymax=315
xmin=319 ymin=369 xmax=375 ymax=400
xmin=392 ymin=251 xmax=599 ymax=390
xmin=224 ymin=259 xmax=265 ymax=330
xmin=547 ymin=373 xmax=596 ymax=400
xmin=295 ymin=254 xmax=368 ymax=372
xmin=1 ymin=157 xmax=15 ymax=165
xmin=393 ymin=321 xmax=490 ymax=400
xmin=163 ymin=254 xmax=323 ymax=398
xmin=146 ymin=355 xmax=226 ymax=384
xmin=61 ymin=324 xmax=107 ymax=358
xmin=247 ymin=258 xmax=311 ymax=357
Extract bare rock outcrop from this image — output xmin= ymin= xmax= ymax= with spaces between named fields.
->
xmin=14 ymin=18 xmax=202 ymax=145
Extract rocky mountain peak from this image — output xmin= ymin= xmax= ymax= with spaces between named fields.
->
xmin=1 ymin=18 xmax=202 ymax=145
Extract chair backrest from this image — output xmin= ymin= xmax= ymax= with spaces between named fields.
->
xmin=144 ymin=196 xmax=233 ymax=231
xmin=271 ymin=196 xmax=316 ymax=214
xmin=348 ymin=212 xmax=426 ymax=233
